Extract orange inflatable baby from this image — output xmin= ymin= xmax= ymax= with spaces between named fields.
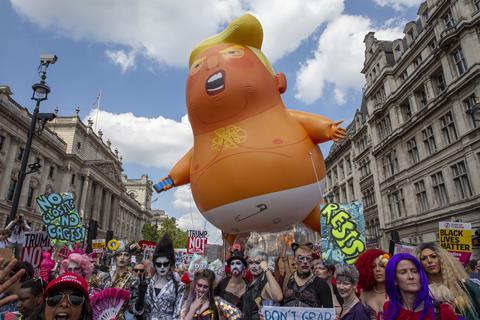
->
xmin=154 ymin=14 xmax=346 ymax=238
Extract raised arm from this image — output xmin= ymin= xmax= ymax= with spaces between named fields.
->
xmin=154 ymin=148 xmax=192 ymax=193
xmin=288 ymin=110 xmax=346 ymax=144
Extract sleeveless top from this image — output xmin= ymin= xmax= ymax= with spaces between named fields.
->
xmin=283 ymin=273 xmax=333 ymax=308
xmin=242 ymin=273 xmax=268 ymax=320
xmin=214 ymin=277 xmax=248 ymax=310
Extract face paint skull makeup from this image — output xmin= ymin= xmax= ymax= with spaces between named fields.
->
xmin=155 ymin=257 xmax=170 ymax=276
xmin=230 ymin=259 xmax=244 ymax=277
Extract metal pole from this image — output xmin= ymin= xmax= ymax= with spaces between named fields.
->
xmin=7 ymin=100 xmax=40 ymax=225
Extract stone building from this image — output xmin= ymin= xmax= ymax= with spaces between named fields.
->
xmin=326 ymin=0 xmax=480 ymax=248
xmin=0 ymin=86 xmax=153 ymax=240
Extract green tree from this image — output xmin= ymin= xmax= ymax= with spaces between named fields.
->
xmin=142 ymin=223 xmax=160 ymax=242
xmin=158 ymin=217 xmax=188 ymax=248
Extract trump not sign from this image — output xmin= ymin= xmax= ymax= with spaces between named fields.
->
xmin=187 ymin=230 xmax=208 ymax=255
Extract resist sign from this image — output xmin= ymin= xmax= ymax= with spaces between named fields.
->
xmin=187 ymin=230 xmax=208 ymax=255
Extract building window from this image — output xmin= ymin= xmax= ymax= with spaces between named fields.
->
xmin=417 ymin=89 xmax=428 ymax=108
xmin=422 ymin=126 xmax=437 ymax=155
xmin=431 ymin=171 xmax=449 ymax=207
xmin=429 ymin=40 xmax=437 ymax=51
xmin=463 ymin=94 xmax=479 ymax=128
xmin=399 ymin=70 xmax=408 ymax=82
xmin=407 ymin=137 xmax=420 ymax=164
xmin=443 ymin=10 xmax=455 ymax=28
xmin=17 ymin=147 xmax=24 ymax=161
xmin=451 ymin=161 xmax=473 ymax=199
xmin=341 ymin=185 xmax=347 ymax=202
xmin=346 ymin=157 xmax=352 ymax=174
xmin=49 ymin=166 xmax=55 ymax=179
xmin=414 ymin=180 xmax=429 ymax=212
xmin=0 ymin=135 xmax=5 ymax=151
xmin=359 ymin=158 xmax=371 ymax=179
xmin=27 ymin=186 xmax=35 ymax=208
xmin=362 ymin=186 xmax=376 ymax=208
xmin=452 ymin=47 xmax=467 ymax=75
xmin=377 ymin=115 xmax=392 ymax=140
xmin=348 ymin=180 xmax=355 ymax=200
xmin=339 ymin=163 xmax=344 ymax=180
xmin=475 ymin=0 xmax=480 ymax=11
xmin=388 ymin=189 xmax=405 ymax=219
xmin=383 ymin=150 xmax=398 ymax=178
xmin=440 ymin=112 xmax=458 ymax=145
xmin=432 ymin=72 xmax=446 ymax=93
xmin=400 ymin=101 xmax=412 ymax=122
xmin=7 ymin=179 xmax=17 ymax=201
xmin=71 ymin=174 xmax=76 ymax=185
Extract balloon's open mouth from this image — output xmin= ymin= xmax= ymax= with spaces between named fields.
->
xmin=206 ymin=70 xmax=225 ymax=95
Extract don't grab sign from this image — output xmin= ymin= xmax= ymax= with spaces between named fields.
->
xmin=187 ymin=230 xmax=208 ymax=255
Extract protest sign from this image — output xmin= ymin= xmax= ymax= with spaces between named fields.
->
xmin=92 ymin=239 xmax=106 ymax=254
xmin=20 ymin=231 xmax=51 ymax=276
xmin=389 ymin=240 xmax=416 ymax=256
xmin=187 ymin=230 xmax=208 ymax=255
xmin=36 ymin=193 xmax=85 ymax=246
xmin=439 ymin=221 xmax=472 ymax=264
xmin=320 ymin=201 xmax=366 ymax=264
xmin=262 ymin=306 xmax=335 ymax=320
xmin=139 ymin=240 xmax=156 ymax=261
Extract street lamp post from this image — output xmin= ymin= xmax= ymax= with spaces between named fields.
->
xmin=7 ymin=54 xmax=58 ymax=225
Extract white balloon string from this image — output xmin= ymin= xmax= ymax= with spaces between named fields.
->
xmin=308 ymin=151 xmax=324 ymax=197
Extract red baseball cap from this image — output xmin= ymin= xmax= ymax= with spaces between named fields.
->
xmin=44 ymin=272 xmax=89 ymax=299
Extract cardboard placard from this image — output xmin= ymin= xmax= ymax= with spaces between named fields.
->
xmin=92 ymin=239 xmax=106 ymax=253
xmin=20 ymin=231 xmax=51 ymax=276
xmin=261 ymin=306 xmax=335 ymax=320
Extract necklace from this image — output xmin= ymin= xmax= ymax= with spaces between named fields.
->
xmin=373 ymin=285 xmax=385 ymax=294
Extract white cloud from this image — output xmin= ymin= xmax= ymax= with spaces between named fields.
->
xmin=10 ymin=0 xmax=344 ymax=70
xmin=373 ymin=0 xmax=423 ymax=11
xmin=105 ymin=49 xmax=137 ymax=72
xmin=295 ymin=15 xmax=404 ymax=105
xmin=174 ymin=186 xmax=222 ymax=244
xmin=84 ymin=109 xmax=192 ymax=169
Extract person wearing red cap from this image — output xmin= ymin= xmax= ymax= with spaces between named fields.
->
xmin=41 ymin=272 xmax=92 ymax=320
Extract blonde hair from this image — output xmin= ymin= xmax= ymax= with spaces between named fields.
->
xmin=429 ymin=283 xmax=454 ymax=304
xmin=415 ymin=243 xmax=473 ymax=315
xmin=189 ymin=14 xmax=275 ymax=76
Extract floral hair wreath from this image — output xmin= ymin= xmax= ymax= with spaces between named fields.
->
xmin=379 ymin=253 xmax=390 ymax=267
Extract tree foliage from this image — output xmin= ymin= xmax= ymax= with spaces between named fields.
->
xmin=141 ymin=217 xmax=188 ymax=248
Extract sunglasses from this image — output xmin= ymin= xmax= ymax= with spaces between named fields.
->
xmin=133 ymin=269 xmax=145 ymax=273
xmin=46 ymin=292 xmax=85 ymax=307
xmin=155 ymin=262 xmax=170 ymax=268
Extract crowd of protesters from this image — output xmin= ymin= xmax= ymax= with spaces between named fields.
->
xmin=0 ymin=232 xmax=478 ymax=320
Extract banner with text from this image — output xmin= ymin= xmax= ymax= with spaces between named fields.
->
xmin=439 ymin=221 xmax=472 ymax=264
xmin=20 ymin=231 xmax=51 ymax=277
xmin=261 ymin=306 xmax=335 ymax=320
xmin=187 ymin=230 xmax=208 ymax=255
xmin=36 ymin=193 xmax=86 ymax=246
xmin=140 ymin=240 xmax=157 ymax=261
xmin=321 ymin=201 xmax=366 ymax=265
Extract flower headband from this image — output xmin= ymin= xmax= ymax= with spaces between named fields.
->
xmin=378 ymin=253 xmax=390 ymax=267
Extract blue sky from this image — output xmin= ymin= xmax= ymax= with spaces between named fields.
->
xmin=0 ymin=0 xmax=422 ymax=242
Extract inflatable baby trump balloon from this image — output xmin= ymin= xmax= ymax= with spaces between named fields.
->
xmin=154 ymin=14 xmax=346 ymax=235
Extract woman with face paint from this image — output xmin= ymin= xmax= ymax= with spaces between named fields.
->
xmin=242 ymin=249 xmax=283 ymax=319
xmin=335 ymin=264 xmax=371 ymax=320
xmin=282 ymin=243 xmax=333 ymax=308
xmin=214 ymin=250 xmax=249 ymax=310
xmin=131 ymin=235 xmax=185 ymax=320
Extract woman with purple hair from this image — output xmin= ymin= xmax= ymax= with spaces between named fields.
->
xmin=383 ymin=253 xmax=456 ymax=320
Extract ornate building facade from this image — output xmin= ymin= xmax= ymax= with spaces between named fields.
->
xmin=326 ymin=0 xmax=480 ymax=249
xmin=0 ymin=86 xmax=153 ymax=240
